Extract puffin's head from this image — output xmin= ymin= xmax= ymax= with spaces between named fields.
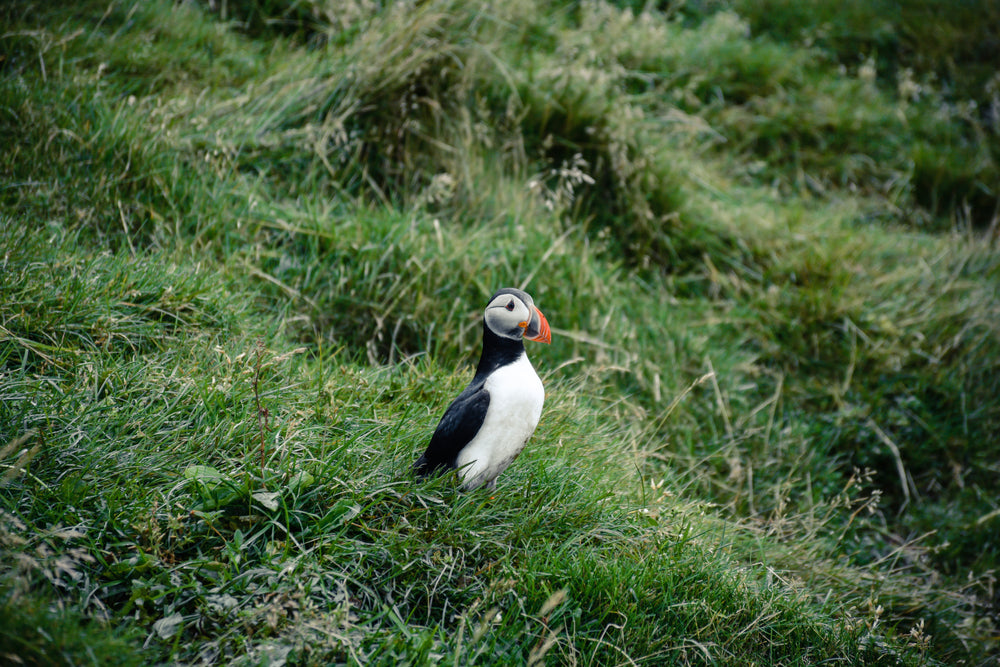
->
xmin=483 ymin=287 xmax=551 ymax=344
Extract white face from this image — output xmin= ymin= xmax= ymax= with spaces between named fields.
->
xmin=484 ymin=292 xmax=533 ymax=341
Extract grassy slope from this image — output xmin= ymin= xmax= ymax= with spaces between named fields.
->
xmin=2 ymin=0 xmax=998 ymax=664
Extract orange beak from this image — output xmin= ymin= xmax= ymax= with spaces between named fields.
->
xmin=524 ymin=306 xmax=551 ymax=344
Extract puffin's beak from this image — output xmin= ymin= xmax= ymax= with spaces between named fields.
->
xmin=523 ymin=306 xmax=551 ymax=344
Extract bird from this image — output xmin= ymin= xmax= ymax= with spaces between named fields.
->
xmin=413 ymin=287 xmax=551 ymax=491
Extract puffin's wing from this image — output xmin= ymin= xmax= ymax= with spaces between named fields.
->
xmin=414 ymin=385 xmax=490 ymax=475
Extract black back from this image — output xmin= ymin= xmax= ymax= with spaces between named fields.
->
xmin=413 ymin=315 xmax=526 ymax=475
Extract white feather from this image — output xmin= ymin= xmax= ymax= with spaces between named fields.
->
xmin=456 ymin=352 xmax=544 ymax=490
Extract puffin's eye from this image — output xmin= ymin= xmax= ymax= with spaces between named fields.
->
xmin=505 ymin=300 xmax=515 ymax=311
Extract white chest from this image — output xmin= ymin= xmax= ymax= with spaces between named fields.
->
xmin=456 ymin=354 xmax=544 ymax=489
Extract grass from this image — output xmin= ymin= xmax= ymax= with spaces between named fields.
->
xmin=2 ymin=0 xmax=998 ymax=664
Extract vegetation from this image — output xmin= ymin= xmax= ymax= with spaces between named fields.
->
xmin=2 ymin=0 xmax=997 ymax=664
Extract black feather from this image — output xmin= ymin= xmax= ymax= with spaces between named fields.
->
xmin=413 ymin=304 xmax=526 ymax=477
xmin=413 ymin=383 xmax=490 ymax=475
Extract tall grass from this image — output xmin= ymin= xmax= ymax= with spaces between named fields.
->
xmin=686 ymin=0 xmax=1000 ymax=226
xmin=2 ymin=0 xmax=998 ymax=664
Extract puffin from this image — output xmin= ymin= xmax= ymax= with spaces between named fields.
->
xmin=413 ymin=287 xmax=551 ymax=491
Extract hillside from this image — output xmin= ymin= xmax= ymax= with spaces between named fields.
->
xmin=2 ymin=1 xmax=998 ymax=664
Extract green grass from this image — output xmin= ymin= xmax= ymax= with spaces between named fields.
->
xmin=2 ymin=0 xmax=999 ymax=664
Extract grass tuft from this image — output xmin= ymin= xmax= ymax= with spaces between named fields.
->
xmin=2 ymin=0 xmax=998 ymax=664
